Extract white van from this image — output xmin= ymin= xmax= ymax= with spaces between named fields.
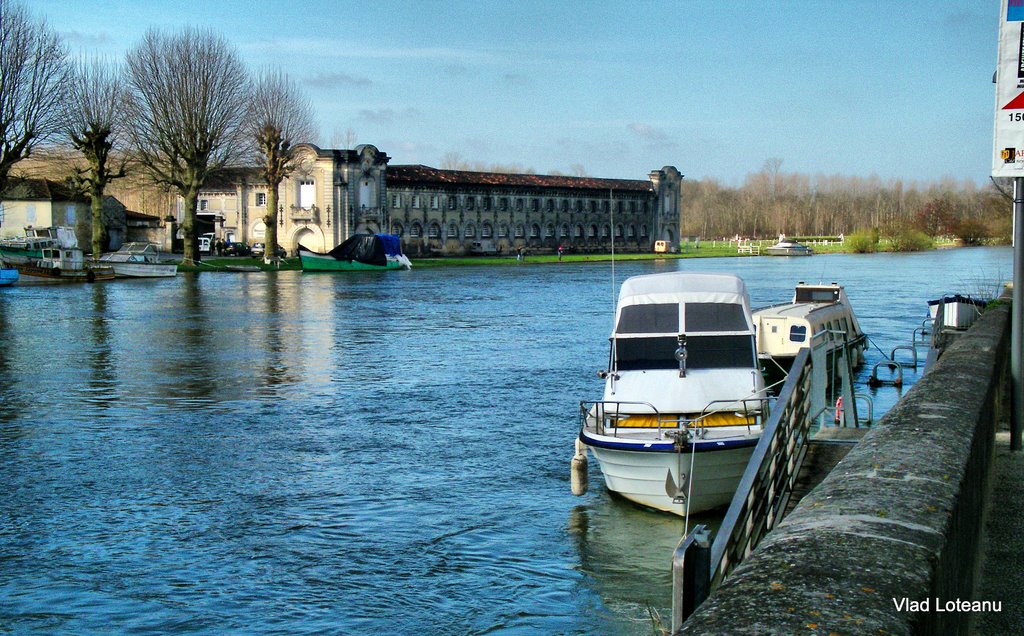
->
xmin=199 ymin=236 xmax=212 ymax=253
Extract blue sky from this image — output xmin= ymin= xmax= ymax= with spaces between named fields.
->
xmin=37 ymin=0 xmax=997 ymax=185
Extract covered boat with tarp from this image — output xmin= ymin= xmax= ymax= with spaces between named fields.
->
xmin=299 ymin=234 xmax=412 ymax=271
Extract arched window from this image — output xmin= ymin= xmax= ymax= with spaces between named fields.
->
xmin=641 ymin=224 xmax=649 ymax=237
xmin=515 ymin=224 xmax=525 ymax=238
xmin=627 ymin=224 xmax=636 ymax=238
xmin=615 ymin=224 xmax=624 ymax=238
xmin=482 ymin=223 xmax=493 ymax=238
xmin=561 ymin=200 xmax=569 ymax=212
xmin=393 ymin=222 xmax=404 ymax=237
xmin=589 ymin=224 xmax=598 ymax=238
xmin=428 ymin=222 xmax=441 ymax=238
xmin=410 ymin=222 xmax=422 ymax=238
xmin=465 ymin=223 xmax=476 ymax=238
xmin=448 ymin=195 xmax=457 ymax=209
xmin=560 ymin=223 xmax=569 ymax=238
xmin=531 ymin=224 xmax=541 ymax=238
xmin=499 ymin=223 xmax=509 ymax=238
xmin=574 ymin=224 xmax=583 ymax=238
xmin=601 ymin=225 xmax=610 ymax=238
xmin=545 ymin=223 xmax=555 ymax=238
xmin=448 ymin=222 xmax=459 ymax=238
xmin=546 ymin=199 xmax=555 ymax=212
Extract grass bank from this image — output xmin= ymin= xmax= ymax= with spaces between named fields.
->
xmin=177 ymin=238 xmax=963 ymax=272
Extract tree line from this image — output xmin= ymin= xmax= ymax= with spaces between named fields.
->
xmin=0 ymin=0 xmax=316 ymax=263
xmin=679 ymin=159 xmax=1012 ymax=248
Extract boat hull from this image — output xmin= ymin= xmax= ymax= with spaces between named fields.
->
xmin=764 ymin=247 xmax=812 ymax=256
xmin=7 ymin=262 xmax=115 ymax=284
xmin=106 ymin=262 xmax=178 ymax=278
xmin=299 ymin=250 xmax=410 ymax=271
xmin=0 ymin=268 xmax=18 ymax=286
xmin=582 ymin=432 xmax=758 ymax=515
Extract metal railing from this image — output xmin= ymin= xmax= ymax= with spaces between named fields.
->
xmin=670 ymin=347 xmax=817 ymax=631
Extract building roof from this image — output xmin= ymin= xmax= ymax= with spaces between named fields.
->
xmin=0 ymin=177 xmax=87 ymax=203
xmin=386 ymin=164 xmax=654 ymax=193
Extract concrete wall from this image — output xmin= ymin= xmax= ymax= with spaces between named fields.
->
xmin=680 ymin=299 xmax=1011 ymax=635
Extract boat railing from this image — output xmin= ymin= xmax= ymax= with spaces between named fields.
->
xmin=579 ymin=400 xmax=662 ymax=437
xmin=695 ymin=397 xmax=772 ymax=434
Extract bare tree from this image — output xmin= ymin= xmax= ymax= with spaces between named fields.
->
xmin=0 ymin=0 xmax=69 ymax=197
xmin=65 ymin=58 xmax=127 ymax=256
xmin=124 ymin=28 xmax=250 ymax=262
xmin=249 ymin=68 xmax=316 ymax=262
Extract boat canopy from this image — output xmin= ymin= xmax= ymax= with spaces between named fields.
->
xmin=613 ymin=272 xmax=754 ymax=337
xmin=320 ymin=234 xmax=404 ymax=267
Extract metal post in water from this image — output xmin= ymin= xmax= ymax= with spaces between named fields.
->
xmin=671 ymin=524 xmax=711 ymax=632
xmin=1013 ymin=178 xmax=1023 ymax=451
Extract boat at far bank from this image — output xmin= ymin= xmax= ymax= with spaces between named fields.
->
xmin=99 ymin=242 xmax=178 ymax=278
xmin=299 ymin=234 xmax=412 ymax=272
xmin=764 ymin=235 xmax=813 ymax=256
xmin=577 ymin=272 xmax=768 ymax=516
xmin=0 ymin=227 xmax=113 ymax=284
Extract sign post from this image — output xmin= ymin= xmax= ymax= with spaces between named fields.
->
xmin=994 ymin=0 xmax=1024 ymax=451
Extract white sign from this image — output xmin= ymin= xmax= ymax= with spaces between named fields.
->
xmin=994 ymin=0 xmax=1024 ymax=176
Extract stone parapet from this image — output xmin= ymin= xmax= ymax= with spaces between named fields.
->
xmin=679 ymin=299 xmax=1011 ymax=635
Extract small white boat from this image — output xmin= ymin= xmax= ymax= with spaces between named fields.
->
xmin=754 ymin=282 xmax=866 ymax=386
xmin=0 ymin=227 xmax=113 ymax=284
xmin=578 ymin=272 xmax=768 ymax=516
xmin=99 ymin=242 xmax=178 ymax=278
xmin=764 ymin=235 xmax=813 ymax=256
xmin=927 ymin=294 xmax=986 ymax=330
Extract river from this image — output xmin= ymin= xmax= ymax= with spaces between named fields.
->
xmin=0 ymin=246 xmax=1012 ymax=634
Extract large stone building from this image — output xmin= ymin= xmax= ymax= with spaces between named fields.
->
xmin=189 ymin=144 xmax=682 ymax=256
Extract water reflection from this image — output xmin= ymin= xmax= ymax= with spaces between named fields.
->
xmin=0 ymin=248 xmax=1012 ymax=634
xmin=85 ymin=284 xmax=116 ymax=409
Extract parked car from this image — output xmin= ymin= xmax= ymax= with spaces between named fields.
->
xmin=251 ymin=242 xmax=286 ymax=258
xmin=223 ymin=241 xmax=251 ymax=256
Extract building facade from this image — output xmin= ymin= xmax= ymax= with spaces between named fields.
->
xmin=189 ymin=144 xmax=682 ymax=256
xmin=0 ymin=178 xmax=132 ymax=252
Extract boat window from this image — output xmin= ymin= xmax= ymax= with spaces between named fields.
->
xmin=789 ymin=325 xmax=807 ymax=342
xmin=684 ymin=303 xmax=748 ymax=332
xmin=616 ymin=303 xmax=678 ymax=334
xmin=795 ymin=287 xmax=839 ymax=303
xmin=615 ymin=335 xmax=755 ymax=370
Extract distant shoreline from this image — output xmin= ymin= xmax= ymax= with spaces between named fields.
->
xmin=179 ymin=239 xmax=979 ymax=272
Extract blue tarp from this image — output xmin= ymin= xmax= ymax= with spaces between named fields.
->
xmin=378 ymin=234 xmax=403 ymax=257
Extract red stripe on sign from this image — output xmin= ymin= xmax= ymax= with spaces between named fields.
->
xmin=1004 ymin=92 xmax=1024 ymax=109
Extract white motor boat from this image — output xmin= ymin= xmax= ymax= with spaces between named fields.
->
xmin=99 ymin=243 xmax=178 ymax=278
xmin=0 ymin=227 xmax=114 ymax=284
xmin=578 ymin=272 xmax=768 ymax=516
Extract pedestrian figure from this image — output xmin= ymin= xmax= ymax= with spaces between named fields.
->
xmin=516 ymin=246 xmax=523 ymax=262
xmin=558 ymin=245 xmax=563 ymax=261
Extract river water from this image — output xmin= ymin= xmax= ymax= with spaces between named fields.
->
xmin=0 ymin=247 xmax=1012 ymax=634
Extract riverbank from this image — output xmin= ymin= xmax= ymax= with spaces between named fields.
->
xmin=179 ymin=238 xmax=971 ymax=272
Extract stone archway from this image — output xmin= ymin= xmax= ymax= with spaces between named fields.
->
xmin=292 ymin=225 xmax=327 ymax=253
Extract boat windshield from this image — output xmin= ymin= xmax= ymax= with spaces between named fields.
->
xmin=613 ymin=334 xmax=756 ymax=371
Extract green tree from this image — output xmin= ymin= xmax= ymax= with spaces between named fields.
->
xmin=0 ymin=0 xmax=69 ymax=196
xmin=124 ymin=28 xmax=250 ymax=263
xmin=248 ymin=69 xmax=315 ymax=263
xmin=65 ymin=58 xmax=127 ymax=256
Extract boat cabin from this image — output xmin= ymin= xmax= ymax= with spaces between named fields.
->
xmin=754 ymin=282 xmax=865 ymax=367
